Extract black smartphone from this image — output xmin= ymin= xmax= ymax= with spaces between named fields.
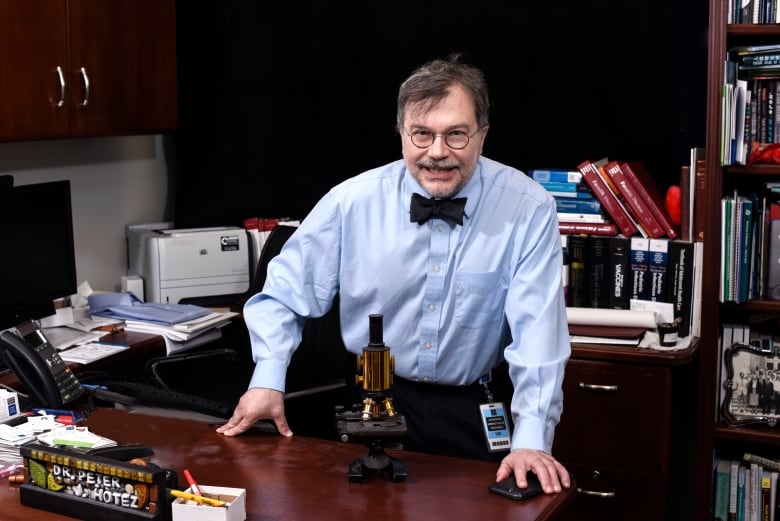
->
xmin=488 ymin=472 xmax=543 ymax=501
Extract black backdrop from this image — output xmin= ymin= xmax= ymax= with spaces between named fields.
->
xmin=171 ymin=1 xmax=708 ymax=228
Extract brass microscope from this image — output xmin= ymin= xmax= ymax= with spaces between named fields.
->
xmin=335 ymin=314 xmax=407 ymax=483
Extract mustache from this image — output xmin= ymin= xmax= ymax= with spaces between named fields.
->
xmin=416 ymin=159 xmax=460 ymax=170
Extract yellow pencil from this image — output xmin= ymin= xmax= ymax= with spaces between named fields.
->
xmin=170 ymin=489 xmax=227 ymax=507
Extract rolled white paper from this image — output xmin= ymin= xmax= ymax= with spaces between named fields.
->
xmin=566 ymin=307 xmax=658 ymax=328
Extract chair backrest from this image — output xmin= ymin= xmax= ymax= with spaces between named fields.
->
xmin=251 ymin=224 xmax=350 ymax=396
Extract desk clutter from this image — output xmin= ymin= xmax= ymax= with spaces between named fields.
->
xmin=1 ymin=411 xmax=246 ymax=521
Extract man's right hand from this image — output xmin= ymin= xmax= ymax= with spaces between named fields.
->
xmin=216 ymin=387 xmax=292 ymax=437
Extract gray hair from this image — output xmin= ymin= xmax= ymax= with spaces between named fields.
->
xmin=396 ymin=53 xmax=491 ymax=131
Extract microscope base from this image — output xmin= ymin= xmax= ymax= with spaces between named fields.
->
xmin=348 ymin=447 xmax=406 ymax=483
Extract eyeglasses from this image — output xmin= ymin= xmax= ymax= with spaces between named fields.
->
xmin=403 ymin=127 xmax=482 ymax=150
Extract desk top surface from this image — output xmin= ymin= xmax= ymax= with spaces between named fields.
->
xmin=1 ymin=407 xmax=576 ymax=521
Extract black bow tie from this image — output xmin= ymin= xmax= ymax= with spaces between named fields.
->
xmin=410 ymin=193 xmax=467 ymax=225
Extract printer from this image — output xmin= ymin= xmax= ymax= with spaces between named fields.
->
xmin=127 ymin=222 xmax=250 ymax=304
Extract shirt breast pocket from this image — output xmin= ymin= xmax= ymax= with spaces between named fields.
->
xmin=454 ymin=270 xmax=508 ymax=330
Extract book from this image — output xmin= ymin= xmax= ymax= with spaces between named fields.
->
xmin=744 ymin=453 xmax=780 ymax=473
xmin=554 ymin=197 xmax=602 ymax=215
xmin=587 ymin=235 xmax=610 ymax=308
xmin=738 ymin=465 xmax=746 ymax=521
xmin=561 ymin=234 xmax=569 ymax=303
xmin=680 ymin=164 xmax=692 ymax=242
xmin=567 ymin=234 xmax=589 ymax=307
xmin=605 ymin=160 xmax=664 ymax=238
xmin=648 ymin=238 xmax=670 ymax=302
xmin=666 ymin=240 xmax=695 ymax=337
xmin=608 ymin=235 xmax=631 ymax=309
xmin=619 ymin=160 xmax=680 ymax=240
xmin=538 ymin=181 xmax=592 ymax=194
xmin=763 ymin=470 xmax=772 ymax=521
xmin=715 ymin=459 xmax=733 ymax=521
xmin=731 ymin=460 xmax=741 ymax=521
xmin=691 ymin=241 xmax=703 ymax=337
xmin=558 ymin=222 xmax=618 ymax=236
xmin=767 ymin=210 xmax=780 ymax=299
xmin=691 ymin=147 xmax=707 ymax=242
xmin=630 ymin=237 xmax=651 ymax=301
xmin=529 ymin=169 xmax=582 ymax=184
xmin=557 ymin=212 xmax=607 ymax=224
xmin=577 ymin=158 xmax=640 ymax=237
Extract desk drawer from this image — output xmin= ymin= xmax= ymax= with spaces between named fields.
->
xmin=553 ymin=359 xmax=673 ymax=473
xmin=560 ymin=463 xmax=667 ymax=521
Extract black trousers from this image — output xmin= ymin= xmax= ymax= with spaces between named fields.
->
xmin=388 ymin=363 xmax=514 ymax=463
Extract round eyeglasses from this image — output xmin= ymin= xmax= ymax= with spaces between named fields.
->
xmin=403 ymin=128 xmax=482 ymax=150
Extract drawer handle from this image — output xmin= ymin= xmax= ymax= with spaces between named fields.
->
xmin=578 ymin=382 xmax=618 ymax=392
xmin=54 ymin=66 xmax=65 ymax=108
xmin=79 ymin=67 xmax=90 ymax=108
xmin=578 ymin=488 xmax=616 ymax=498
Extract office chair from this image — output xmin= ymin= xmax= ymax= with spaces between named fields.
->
xmin=144 ymin=224 xmax=353 ymax=438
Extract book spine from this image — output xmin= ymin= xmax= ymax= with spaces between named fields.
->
xmin=745 ymin=453 xmax=780 ymax=473
xmin=558 ymin=222 xmax=618 ymax=236
xmin=587 ymin=236 xmax=610 ymax=308
xmin=577 ymin=159 xmax=639 ymax=237
xmin=648 ymin=238 xmax=670 ymax=302
xmin=619 ymin=160 xmax=680 ymax=239
xmin=557 ymin=212 xmax=606 ymax=224
xmin=539 ymin=181 xmax=592 ymax=193
xmin=742 ymin=53 xmax=780 ymax=67
xmin=716 ymin=460 xmax=733 ymax=521
xmin=666 ymin=240 xmax=695 ymax=337
xmin=738 ymin=465 xmax=746 ymax=521
xmin=567 ymin=234 xmax=589 ymax=307
xmin=608 ymin=235 xmax=631 ymax=309
xmin=680 ymin=164 xmax=692 ymax=242
xmin=561 ymin=234 xmax=569 ymax=303
xmin=530 ymin=169 xmax=583 ymax=183
xmin=630 ymin=237 xmax=651 ymax=301
xmin=605 ymin=160 xmax=664 ymax=238
xmin=554 ymin=198 xmax=602 ymax=214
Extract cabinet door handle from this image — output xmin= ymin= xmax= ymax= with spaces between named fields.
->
xmin=54 ymin=66 xmax=65 ymax=108
xmin=578 ymin=488 xmax=616 ymax=498
xmin=79 ymin=67 xmax=90 ymax=107
xmin=578 ymin=382 xmax=618 ymax=392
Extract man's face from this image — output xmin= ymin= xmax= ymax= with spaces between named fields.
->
xmin=401 ymin=84 xmax=488 ymax=198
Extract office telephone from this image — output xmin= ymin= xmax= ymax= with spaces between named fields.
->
xmin=0 ymin=320 xmax=84 ymax=408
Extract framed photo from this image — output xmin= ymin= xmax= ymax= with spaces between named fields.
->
xmin=722 ymin=343 xmax=780 ymax=427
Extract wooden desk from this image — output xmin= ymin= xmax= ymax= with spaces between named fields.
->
xmin=1 ymin=408 xmax=576 ymax=521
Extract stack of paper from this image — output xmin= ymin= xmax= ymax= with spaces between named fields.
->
xmin=124 ymin=311 xmax=238 ymax=342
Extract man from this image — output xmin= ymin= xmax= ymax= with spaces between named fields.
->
xmin=217 ymin=54 xmax=571 ymax=494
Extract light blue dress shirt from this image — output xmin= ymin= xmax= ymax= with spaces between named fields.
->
xmin=243 ymin=156 xmax=570 ymax=452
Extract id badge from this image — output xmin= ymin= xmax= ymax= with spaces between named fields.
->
xmin=479 ymin=402 xmax=511 ymax=452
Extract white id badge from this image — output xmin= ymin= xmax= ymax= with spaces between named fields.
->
xmin=479 ymin=402 xmax=511 ymax=452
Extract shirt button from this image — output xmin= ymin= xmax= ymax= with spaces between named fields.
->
xmin=433 ymin=265 xmax=440 ymax=273
xmin=437 ymin=225 xmax=444 ymax=232
xmin=428 ymin=304 xmax=436 ymax=312
xmin=422 ymin=376 xmax=430 ymax=382
xmin=424 ymin=341 xmax=432 ymax=349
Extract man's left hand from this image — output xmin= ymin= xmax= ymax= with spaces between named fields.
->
xmin=495 ymin=449 xmax=571 ymax=494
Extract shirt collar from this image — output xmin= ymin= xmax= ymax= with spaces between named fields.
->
xmin=403 ymin=158 xmax=483 ymax=223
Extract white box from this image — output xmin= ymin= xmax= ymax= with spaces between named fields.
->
xmin=0 ymin=390 xmax=20 ymax=422
xmin=171 ymin=485 xmax=246 ymax=521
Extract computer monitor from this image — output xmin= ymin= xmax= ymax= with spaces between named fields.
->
xmin=0 ymin=179 xmax=78 ymax=331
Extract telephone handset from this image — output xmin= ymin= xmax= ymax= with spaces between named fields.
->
xmin=0 ymin=320 xmax=84 ymax=408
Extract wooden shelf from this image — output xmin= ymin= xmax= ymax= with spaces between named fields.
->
xmin=715 ymin=422 xmax=780 ymax=446
xmin=728 ymin=24 xmax=780 ymax=36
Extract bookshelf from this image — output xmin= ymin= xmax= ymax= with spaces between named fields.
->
xmin=695 ymin=2 xmax=780 ymax=519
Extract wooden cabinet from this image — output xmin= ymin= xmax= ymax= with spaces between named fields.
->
xmin=692 ymin=5 xmax=780 ymax=520
xmin=0 ymin=0 xmax=177 ymax=141
xmin=553 ymin=343 xmax=697 ymax=521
